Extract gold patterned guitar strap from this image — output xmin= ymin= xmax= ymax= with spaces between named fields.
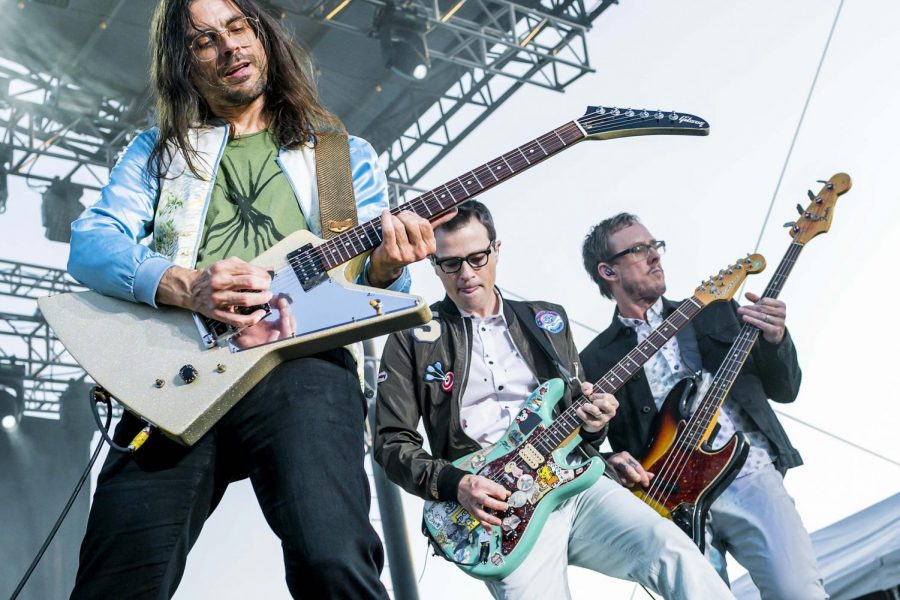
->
xmin=315 ymin=132 xmax=359 ymax=240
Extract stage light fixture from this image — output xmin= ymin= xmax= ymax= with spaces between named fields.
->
xmin=0 ymin=363 xmax=25 ymax=431
xmin=41 ymin=176 xmax=85 ymax=243
xmin=376 ymin=2 xmax=430 ymax=81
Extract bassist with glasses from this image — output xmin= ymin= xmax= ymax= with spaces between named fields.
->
xmin=578 ymin=212 xmax=827 ymax=598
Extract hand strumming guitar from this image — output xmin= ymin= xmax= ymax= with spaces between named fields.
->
xmin=609 ymin=451 xmax=655 ymax=489
xmin=457 ymin=474 xmax=510 ymax=529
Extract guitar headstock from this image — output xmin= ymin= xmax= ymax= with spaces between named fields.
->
xmin=694 ymin=253 xmax=766 ymax=306
xmin=577 ymin=106 xmax=709 ymax=140
xmin=784 ymin=173 xmax=851 ymax=244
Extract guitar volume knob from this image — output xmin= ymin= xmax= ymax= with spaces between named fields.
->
xmin=179 ymin=364 xmax=198 ymax=384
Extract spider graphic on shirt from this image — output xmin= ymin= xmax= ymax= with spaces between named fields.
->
xmin=203 ymin=151 xmax=287 ymax=257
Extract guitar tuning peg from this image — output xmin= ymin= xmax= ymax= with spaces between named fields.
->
xmin=807 ymin=189 xmax=816 ymax=200
xmin=784 ymin=221 xmax=797 ymax=228
xmin=816 ymin=179 xmax=835 ymax=190
xmin=796 ymin=203 xmax=804 ymax=215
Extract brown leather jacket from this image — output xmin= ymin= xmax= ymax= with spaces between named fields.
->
xmin=374 ymin=295 xmax=609 ymax=502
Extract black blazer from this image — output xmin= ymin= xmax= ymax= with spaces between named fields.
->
xmin=579 ymin=298 xmax=803 ymax=472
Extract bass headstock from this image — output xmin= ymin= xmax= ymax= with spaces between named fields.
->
xmin=577 ymin=106 xmax=710 ymax=140
xmin=694 ymin=253 xmax=766 ymax=306
xmin=784 ymin=173 xmax=851 ymax=244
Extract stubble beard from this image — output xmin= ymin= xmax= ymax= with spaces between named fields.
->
xmin=218 ymin=60 xmax=267 ymax=107
xmin=622 ymin=275 xmax=666 ymax=306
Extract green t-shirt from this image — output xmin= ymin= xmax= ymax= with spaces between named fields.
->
xmin=196 ymin=130 xmax=308 ymax=269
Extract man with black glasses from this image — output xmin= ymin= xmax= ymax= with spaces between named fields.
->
xmin=66 ymin=0 xmax=449 ymax=597
xmin=374 ymin=201 xmax=734 ymax=599
xmin=578 ymin=212 xmax=826 ymax=598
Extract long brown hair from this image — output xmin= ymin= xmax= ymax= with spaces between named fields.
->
xmin=148 ymin=0 xmax=343 ymax=178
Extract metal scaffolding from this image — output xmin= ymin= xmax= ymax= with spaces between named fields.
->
xmin=288 ymin=0 xmax=618 ymax=199
xmin=0 ymin=259 xmax=88 ymax=419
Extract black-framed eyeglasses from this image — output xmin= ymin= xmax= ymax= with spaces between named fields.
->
xmin=188 ymin=16 xmax=260 ymax=62
xmin=603 ymin=240 xmax=666 ymax=263
xmin=431 ymin=242 xmax=496 ymax=274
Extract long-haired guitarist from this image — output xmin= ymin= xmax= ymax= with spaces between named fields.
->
xmin=66 ymin=0 xmax=450 ymax=597
xmin=578 ymin=213 xmax=827 ymax=598
xmin=374 ymin=201 xmax=733 ymax=599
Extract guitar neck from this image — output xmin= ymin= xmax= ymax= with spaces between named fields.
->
xmin=686 ymin=242 xmax=805 ymax=439
xmin=533 ymin=296 xmax=706 ymax=453
xmin=310 ymin=122 xmax=586 ymax=270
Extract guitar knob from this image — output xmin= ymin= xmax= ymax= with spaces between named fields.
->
xmin=179 ymin=364 xmax=198 ymax=384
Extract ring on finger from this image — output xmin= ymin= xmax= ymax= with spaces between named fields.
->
xmin=764 ymin=314 xmax=770 ymax=323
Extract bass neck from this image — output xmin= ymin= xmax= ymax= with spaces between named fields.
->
xmin=684 ymin=242 xmax=805 ymax=445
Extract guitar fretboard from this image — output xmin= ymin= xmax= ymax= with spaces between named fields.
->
xmin=678 ymin=242 xmax=804 ymax=452
xmin=308 ymin=122 xmax=586 ymax=271
xmin=529 ymin=297 xmax=705 ymax=456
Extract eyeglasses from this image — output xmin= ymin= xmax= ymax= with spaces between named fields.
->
xmin=188 ymin=17 xmax=259 ymax=62
xmin=431 ymin=242 xmax=496 ymax=274
xmin=603 ymin=240 xmax=666 ymax=263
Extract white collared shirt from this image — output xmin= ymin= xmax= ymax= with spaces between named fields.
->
xmin=459 ymin=299 xmax=539 ymax=448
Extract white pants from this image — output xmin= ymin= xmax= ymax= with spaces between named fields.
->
xmin=485 ymin=475 xmax=735 ymax=600
xmin=706 ymin=464 xmax=828 ymax=599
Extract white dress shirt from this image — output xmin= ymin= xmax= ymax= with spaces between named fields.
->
xmin=459 ymin=301 xmax=539 ymax=448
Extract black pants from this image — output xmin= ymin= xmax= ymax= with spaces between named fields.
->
xmin=71 ymin=349 xmax=387 ymax=599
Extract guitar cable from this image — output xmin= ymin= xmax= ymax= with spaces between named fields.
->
xmin=8 ymin=386 xmax=154 ymax=600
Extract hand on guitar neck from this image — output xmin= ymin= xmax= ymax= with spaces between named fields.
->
xmin=366 ymin=209 xmax=458 ymax=288
xmin=737 ymin=291 xmax=787 ymax=344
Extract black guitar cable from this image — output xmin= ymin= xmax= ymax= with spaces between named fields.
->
xmin=8 ymin=386 xmax=154 ymax=600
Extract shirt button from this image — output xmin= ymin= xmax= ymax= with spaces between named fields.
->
xmin=498 ymin=385 xmax=505 ymax=391
xmin=641 ymin=406 xmax=652 ymax=414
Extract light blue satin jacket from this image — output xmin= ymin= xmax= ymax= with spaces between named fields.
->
xmin=68 ymin=125 xmax=410 ymax=306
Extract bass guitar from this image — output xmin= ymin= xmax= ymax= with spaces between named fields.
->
xmin=422 ymin=254 xmax=764 ymax=579
xmin=634 ymin=173 xmax=852 ymax=550
xmin=38 ymin=106 xmax=708 ymax=445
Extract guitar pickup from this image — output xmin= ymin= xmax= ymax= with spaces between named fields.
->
xmin=517 ymin=443 xmax=545 ymax=469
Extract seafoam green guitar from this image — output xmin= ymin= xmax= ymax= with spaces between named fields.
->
xmin=422 ymin=255 xmax=765 ymax=579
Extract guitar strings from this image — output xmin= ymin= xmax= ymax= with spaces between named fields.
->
xmin=287 ymin=109 xmax=688 ymax=275
xmin=279 ymin=109 xmax=702 ymax=281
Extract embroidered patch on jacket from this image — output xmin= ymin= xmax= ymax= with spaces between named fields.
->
xmin=412 ymin=319 xmax=442 ymax=343
xmin=424 ymin=361 xmax=454 ymax=392
xmin=535 ymin=310 xmax=565 ymax=334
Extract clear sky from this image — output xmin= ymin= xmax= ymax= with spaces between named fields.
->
xmin=1 ymin=0 xmax=898 ymax=598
